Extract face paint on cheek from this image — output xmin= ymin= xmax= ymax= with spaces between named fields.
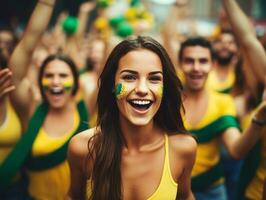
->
xmin=41 ymin=78 xmax=51 ymax=91
xmin=157 ymin=84 xmax=163 ymax=98
xmin=115 ymin=83 xmax=127 ymax=100
xmin=63 ymin=78 xmax=74 ymax=92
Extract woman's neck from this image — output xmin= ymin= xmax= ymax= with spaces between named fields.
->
xmin=119 ymin=118 xmax=163 ymax=153
xmin=48 ymin=98 xmax=76 ymax=115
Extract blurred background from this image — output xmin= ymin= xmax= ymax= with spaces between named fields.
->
xmin=1 ymin=0 xmax=265 ymax=34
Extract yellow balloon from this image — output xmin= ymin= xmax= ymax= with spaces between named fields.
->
xmin=95 ymin=17 xmax=109 ymax=30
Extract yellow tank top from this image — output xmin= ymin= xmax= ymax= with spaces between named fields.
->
xmin=245 ymin=132 xmax=266 ymax=199
xmin=27 ymin=109 xmax=79 ymax=200
xmin=86 ymin=135 xmax=178 ymax=200
xmin=184 ymin=91 xmax=237 ymax=177
xmin=0 ymin=100 xmax=22 ymax=164
xmin=147 ymin=135 xmax=178 ymax=200
xmin=206 ymin=68 xmax=235 ymax=93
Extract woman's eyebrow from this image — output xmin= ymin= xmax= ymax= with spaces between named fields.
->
xmin=120 ymin=69 xmax=138 ymax=74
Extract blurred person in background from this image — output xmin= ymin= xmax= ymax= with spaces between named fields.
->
xmin=178 ymin=36 xmax=266 ymax=200
xmin=0 ymin=0 xmax=56 ymax=199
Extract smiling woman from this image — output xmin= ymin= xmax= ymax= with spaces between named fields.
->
xmin=67 ymin=35 xmax=197 ymax=200
xmin=19 ymin=54 xmax=89 ymax=199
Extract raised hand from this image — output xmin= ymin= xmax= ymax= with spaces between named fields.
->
xmin=0 ymin=68 xmax=15 ymax=101
xmin=79 ymin=1 xmax=96 ymax=13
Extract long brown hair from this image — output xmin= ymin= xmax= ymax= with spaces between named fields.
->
xmin=88 ymin=36 xmax=187 ymax=200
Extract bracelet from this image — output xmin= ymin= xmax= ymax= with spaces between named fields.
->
xmin=252 ymin=116 xmax=266 ymax=127
xmin=38 ymin=0 xmax=54 ymax=7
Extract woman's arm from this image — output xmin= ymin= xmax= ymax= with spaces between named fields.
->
xmin=9 ymin=0 xmax=56 ymax=120
xmin=222 ymin=0 xmax=266 ymax=84
xmin=174 ymin=135 xmax=197 ymax=200
xmin=67 ymin=129 xmax=95 ymax=199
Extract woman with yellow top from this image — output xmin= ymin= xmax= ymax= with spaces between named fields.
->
xmin=0 ymin=68 xmax=28 ymax=199
xmin=0 ymin=0 xmax=56 ymax=199
xmin=67 ymin=36 xmax=197 ymax=200
xmin=1 ymin=1 xmax=89 ymax=199
xmin=21 ymin=54 xmax=88 ymax=199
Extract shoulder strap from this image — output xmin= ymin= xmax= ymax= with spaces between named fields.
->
xmin=0 ymin=103 xmax=48 ymax=190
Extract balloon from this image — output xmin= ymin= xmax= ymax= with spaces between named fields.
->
xmin=95 ymin=17 xmax=109 ymax=30
xmin=98 ymin=0 xmax=110 ymax=8
xmin=125 ymin=8 xmax=137 ymax=21
xmin=109 ymin=16 xmax=125 ymax=28
xmin=116 ymin=22 xmax=134 ymax=37
xmin=130 ymin=0 xmax=141 ymax=7
xmin=62 ymin=16 xmax=79 ymax=36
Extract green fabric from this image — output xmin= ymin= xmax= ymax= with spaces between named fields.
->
xmin=218 ymin=87 xmax=232 ymax=94
xmin=0 ymin=100 xmax=88 ymax=190
xmin=235 ymin=142 xmax=261 ymax=200
xmin=25 ymin=100 xmax=89 ymax=171
xmin=189 ymin=115 xmax=239 ymax=143
xmin=79 ymin=67 xmax=87 ymax=75
xmin=0 ymin=102 xmax=49 ymax=190
xmin=192 ymin=161 xmax=224 ymax=192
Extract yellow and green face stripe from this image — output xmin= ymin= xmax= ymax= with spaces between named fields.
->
xmin=158 ymin=85 xmax=163 ymax=98
xmin=62 ymin=78 xmax=74 ymax=91
xmin=115 ymin=83 xmax=127 ymax=99
xmin=41 ymin=78 xmax=74 ymax=92
xmin=41 ymin=78 xmax=50 ymax=91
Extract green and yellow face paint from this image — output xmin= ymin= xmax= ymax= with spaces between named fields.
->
xmin=41 ymin=77 xmax=74 ymax=92
xmin=41 ymin=78 xmax=51 ymax=91
xmin=115 ymin=83 xmax=127 ymax=100
xmin=62 ymin=78 xmax=74 ymax=92
xmin=157 ymin=84 xmax=163 ymax=98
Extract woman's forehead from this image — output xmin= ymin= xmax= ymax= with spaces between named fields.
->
xmin=44 ymin=60 xmax=72 ymax=73
xmin=117 ymin=49 xmax=163 ymax=73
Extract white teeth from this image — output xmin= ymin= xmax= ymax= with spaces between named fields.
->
xmin=51 ymin=88 xmax=62 ymax=92
xmin=132 ymin=100 xmax=151 ymax=105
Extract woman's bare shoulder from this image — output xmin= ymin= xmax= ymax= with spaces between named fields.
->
xmin=169 ymin=133 xmax=197 ymax=156
xmin=68 ymin=127 xmax=98 ymax=160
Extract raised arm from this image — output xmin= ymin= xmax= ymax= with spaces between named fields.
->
xmin=222 ymin=99 xmax=266 ymax=160
xmin=222 ymin=0 xmax=266 ymax=83
xmin=76 ymin=1 xmax=96 ymax=40
xmin=8 ymin=0 xmax=56 ymax=116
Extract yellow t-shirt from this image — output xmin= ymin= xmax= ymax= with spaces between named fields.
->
xmin=184 ymin=91 xmax=237 ymax=179
xmin=206 ymin=68 xmax=235 ymax=93
xmin=27 ymin=109 xmax=79 ymax=200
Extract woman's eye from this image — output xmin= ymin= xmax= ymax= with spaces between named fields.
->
xmin=149 ymin=76 xmax=162 ymax=82
xmin=44 ymin=74 xmax=53 ymax=78
xmin=60 ymin=74 xmax=68 ymax=78
xmin=122 ymin=74 xmax=136 ymax=80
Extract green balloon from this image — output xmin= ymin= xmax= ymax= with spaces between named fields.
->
xmin=62 ymin=16 xmax=79 ymax=36
xmin=109 ymin=16 xmax=125 ymax=28
xmin=130 ymin=0 xmax=141 ymax=7
xmin=116 ymin=22 xmax=134 ymax=38
xmin=98 ymin=0 xmax=109 ymax=8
